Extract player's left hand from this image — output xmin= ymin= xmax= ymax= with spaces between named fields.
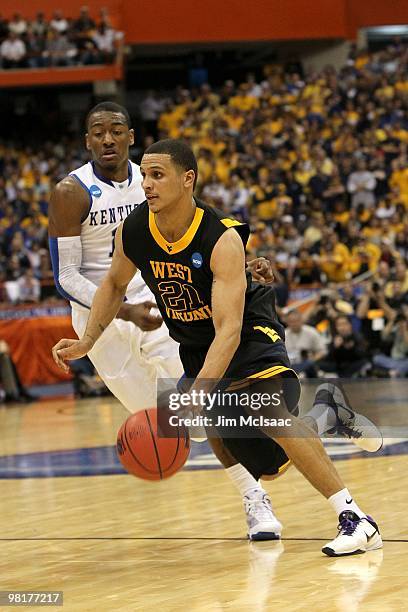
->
xmin=122 ymin=301 xmax=163 ymax=331
xmin=247 ymin=257 xmax=274 ymax=284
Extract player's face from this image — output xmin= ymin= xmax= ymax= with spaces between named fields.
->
xmin=140 ymin=154 xmax=194 ymax=212
xmin=86 ymin=111 xmax=134 ymax=170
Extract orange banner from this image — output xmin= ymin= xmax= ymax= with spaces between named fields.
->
xmin=0 ymin=317 xmax=75 ymax=387
xmin=2 ymin=1 xmax=408 ymax=43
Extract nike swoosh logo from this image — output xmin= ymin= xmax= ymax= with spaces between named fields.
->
xmin=338 ymin=400 xmax=355 ymax=420
xmin=346 ymin=498 xmax=353 ymax=504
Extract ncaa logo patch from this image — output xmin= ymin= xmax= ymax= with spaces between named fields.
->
xmin=89 ymin=184 xmax=102 ymax=198
xmin=191 ymin=252 xmax=203 ymax=268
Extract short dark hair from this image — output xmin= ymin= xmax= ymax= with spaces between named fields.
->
xmin=85 ymin=102 xmax=131 ymax=130
xmin=144 ymin=138 xmax=198 ymax=189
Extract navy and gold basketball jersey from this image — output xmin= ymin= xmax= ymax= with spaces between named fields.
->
xmin=122 ymin=198 xmax=285 ymax=348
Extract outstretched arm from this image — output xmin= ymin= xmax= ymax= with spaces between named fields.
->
xmin=52 ymin=224 xmax=137 ymax=371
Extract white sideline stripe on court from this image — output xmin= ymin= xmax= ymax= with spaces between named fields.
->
xmin=187 ymin=438 xmax=408 ymax=465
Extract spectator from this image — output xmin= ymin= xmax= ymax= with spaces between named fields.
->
xmin=347 ymin=158 xmax=377 ymax=209
xmin=45 ymin=31 xmax=77 ymax=67
xmin=374 ymin=260 xmax=391 ymax=289
xmin=317 ymin=315 xmax=370 ymax=378
xmin=72 ymin=5 xmax=98 ymax=64
xmin=0 ymin=31 xmax=26 ymax=69
xmin=356 ymin=281 xmax=395 ymax=353
xmin=16 ymin=268 xmax=40 ymax=303
xmin=30 ymin=12 xmax=48 ymax=39
xmin=387 ymin=260 xmax=408 ymax=295
xmin=285 ymin=310 xmax=327 ymax=377
xmin=373 ymin=311 xmax=408 ymax=377
xmin=303 ymin=213 xmax=324 ymax=248
xmin=8 ymin=13 xmax=27 ymax=37
xmin=318 ymin=233 xmax=350 ymax=282
xmin=140 ymin=90 xmax=166 ymax=139
xmin=292 ymin=248 xmax=320 ymax=285
xmin=93 ymin=22 xmax=116 ymax=63
xmin=73 ymin=5 xmax=96 ymax=36
xmin=385 ymin=281 xmax=408 ymax=311
xmin=49 ymin=10 xmax=69 ymax=35
xmin=25 ymin=31 xmax=46 ymax=68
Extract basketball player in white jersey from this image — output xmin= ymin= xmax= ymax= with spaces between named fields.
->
xmin=49 ymin=102 xmax=183 ymax=410
xmin=48 ymin=101 xmax=286 ymax=540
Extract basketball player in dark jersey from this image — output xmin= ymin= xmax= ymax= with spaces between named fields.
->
xmin=52 ymin=139 xmax=382 ymax=557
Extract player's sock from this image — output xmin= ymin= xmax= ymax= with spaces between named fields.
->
xmin=226 ymin=463 xmax=263 ymax=496
xmin=328 ymin=488 xmax=366 ymax=518
xmin=226 ymin=464 xmax=282 ymax=541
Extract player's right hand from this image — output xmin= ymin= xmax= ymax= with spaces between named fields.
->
xmin=52 ymin=338 xmax=92 ymax=372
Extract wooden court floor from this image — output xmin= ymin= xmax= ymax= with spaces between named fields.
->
xmin=0 ymin=394 xmax=407 ymax=611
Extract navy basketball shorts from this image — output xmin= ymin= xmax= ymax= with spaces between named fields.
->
xmin=179 ymin=339 xmax=301 ymax=480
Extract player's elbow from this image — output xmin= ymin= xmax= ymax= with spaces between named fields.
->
xmin=105 ymin=269 xmax=128 ymax=298
xmin=56 ymin=267 xmax=76 ymax=300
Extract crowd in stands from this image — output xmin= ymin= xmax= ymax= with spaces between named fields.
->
xmin=0 ymin=6 xmax=120 ymax=68
xmin=1 ymin=39 xmax=408 ymax=376
xmin=147 ymin=39 xmax=408 ymax=377
xmin=0 ymin=138 xmax=87 ymax=303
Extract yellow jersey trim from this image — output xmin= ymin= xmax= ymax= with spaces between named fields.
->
xmin=278 ymin=459 xmax=291 ymax=473
xmin=221 ymin=218 xmax=244 ymax=229
xmin=249 ymin=365 xmax=298 ymax=379
xmin=226 ymin=365 xmax=297 ymax=391
xmin=148 ymin=207 xmax=204 ymax=255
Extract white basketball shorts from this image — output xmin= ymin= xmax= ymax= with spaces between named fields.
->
xmin=71 ymin=306 xmax=183 ymax=413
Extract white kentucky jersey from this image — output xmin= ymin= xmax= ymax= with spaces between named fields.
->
xmin=70 ymin=160 xmax=151 ymax=304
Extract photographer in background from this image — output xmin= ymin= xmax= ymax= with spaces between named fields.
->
xmin=356 ymin=281 xmax=395 ymax=354
xmin=305 ymin=292 xmax=339 ymax=341
xmin=317 ymin=315 xmax=370 ymax=378
xmin=372 ymin=311 xmax=408 ymax=377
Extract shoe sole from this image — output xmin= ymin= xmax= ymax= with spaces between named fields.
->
xmin=248 ymin=532 xmax=281 ymax=541
xmin=322 ymin=546 xmax=365 ymax=557
xmin=354 ymin=437 xmax=383 ymax=453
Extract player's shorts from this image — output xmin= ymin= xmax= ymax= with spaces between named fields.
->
xmin=72 ymin=305 xmax=183 ymax=413
xmin=180 ymin=338 xmax=301 ymax=480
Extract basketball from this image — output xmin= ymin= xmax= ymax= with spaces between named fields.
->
xmin=116 ymin=408 xmax=190 ymax=480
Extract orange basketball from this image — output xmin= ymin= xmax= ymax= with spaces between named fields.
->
xmin=116 ymin=408 xmax=190 ymax=480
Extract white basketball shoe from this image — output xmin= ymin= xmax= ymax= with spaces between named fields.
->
xmin=322 ymin=511 xmax=383 ymax=557
xmin=314 ymin=382 xmax=383 ymax=452
xmin=244 ymin=489 xmax=282 ymax=541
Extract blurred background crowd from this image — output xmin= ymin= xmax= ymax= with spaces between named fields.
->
xmin=0 ymin=36 xmax=407 ymax=381
xmin=0 ymin=6 xmax=121 ymax=68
